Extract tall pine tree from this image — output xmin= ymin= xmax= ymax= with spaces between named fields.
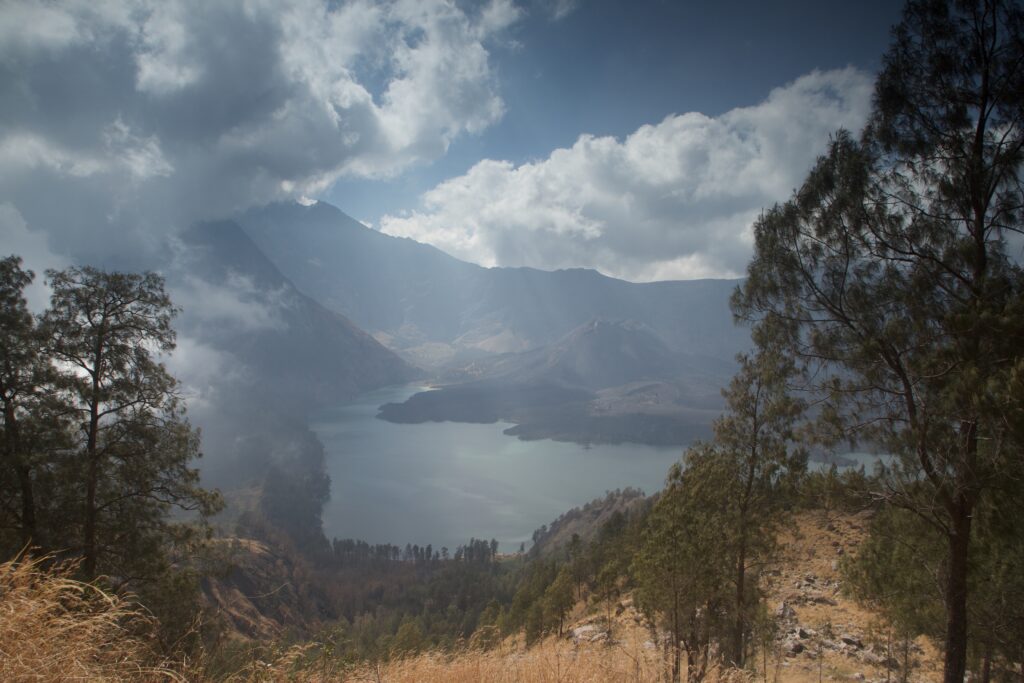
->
xmin=733 ymin=2 xmax=1024 ymax=679
xmin=43 ymin=266 xmax=220 ymax=579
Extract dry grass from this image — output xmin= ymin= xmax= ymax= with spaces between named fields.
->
xmin=765 ymin=511 xmax=942 ymax=682
xmin=0 ymin=554 xmax=178 ymax=682
xmin=256 ymin=635 xmax=753 ymax=683
xmin=0 ymin=510 xmax=942 ymax=682
xmin=346 ymin=638 xmax=667 ymax=683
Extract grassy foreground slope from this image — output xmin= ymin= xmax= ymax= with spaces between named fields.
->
xmin=1 ymin=510 xmax=943 ymax=682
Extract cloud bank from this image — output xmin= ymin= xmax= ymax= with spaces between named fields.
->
xmin=380 ymin=68 xmax=874 ymax=282
xmin=0 ymin=0 xmax=518 ymax=264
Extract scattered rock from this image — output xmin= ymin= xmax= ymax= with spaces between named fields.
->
xmin=776 ymin=601 xmax=796 ymax=621
xmin=841 ymin=634 xmax=864 ymax=649
xmin=571 ymin=625 xmax=598 ymax=642
xmin=805 ymin=594 xmax=839 ymax=606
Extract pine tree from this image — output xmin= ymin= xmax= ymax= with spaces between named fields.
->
xmin=713 ymin=349 xmax=806 ymax=667
xmin=634 ymin=447 xmax=732 ymax=683
xmin=542 ymin=565 xmax=575 ymax=636
xmin=0 ymin=256 xmax=46 ymax=549
xmin=733 ymin=2 xmax=1024 ymax=679
xmin=392 ymin=616 xmax=425 ymax=656
xmin=43 ymin=266 xmax=220 ymax=579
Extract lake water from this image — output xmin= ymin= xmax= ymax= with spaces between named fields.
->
xmin=311 ymin=384 xmax=684 ymax=552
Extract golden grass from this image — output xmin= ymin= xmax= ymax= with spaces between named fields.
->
xmin=255 ymin=632 xmax=754 ymax=683
xmin=0 ymin=554 xmax=178 ymax=682
xmin=345 ymin=638 xmax=668 ymax=683
xmin=0 ymin=510 xmax=941 ymax=682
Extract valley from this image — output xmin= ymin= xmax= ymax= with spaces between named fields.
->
xmin=159 ymin=201 xmax=747 ymax=561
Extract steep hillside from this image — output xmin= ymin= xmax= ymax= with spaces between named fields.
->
xmin=170 ymin=221 xmax=420 ymax=533
xmin=0 ymin=510 xmax=946 ymax=682
xmin=200 ymin=538 xmax=334 ymax=641
xmin=174 ymin=220 xmax=419 ymax=407
xmin=528 ymin=488 xmax=651 ymax=558
xmin=764 ymin=511 xmax=942 ymax=682
xmin=237 ymin=201 xmax=749 ymax=368
xmin=353 ymin=511 xmax=942 ymax=683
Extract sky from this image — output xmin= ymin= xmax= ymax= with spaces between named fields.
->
xmin=0 ymin=0 xmax=905 ymax=284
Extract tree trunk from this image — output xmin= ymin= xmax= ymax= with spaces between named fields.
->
xmin=979 ymin=645 xmax=991 ymax=683
xmin=4 ymin=405 xmax=36 ymax=549
xmin=901 ymin=636 xmax=910 ymax=683
xmin=672 ymin=601 xmax=681 ymax=683
xmin=82 ymin=366 xmax=101 ymax=577
xmin=942 ymin=504 xmax=971 ymax=683
xmin=83 ymin=445 xmax=98 ymax=576
xmin=733 ymin=539 xmax=747 ymax=668
xmin=80 ymin=318 xmax=111 ymax=579
xmin=16 ymin=464 xmax=35 ymax=548
xmin=732 ymin=432 xmax=757 ymax=669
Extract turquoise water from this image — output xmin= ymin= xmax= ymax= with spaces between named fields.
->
xmin=311 ymin=384 xmax=684 ymax=551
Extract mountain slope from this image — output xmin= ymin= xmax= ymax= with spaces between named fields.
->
xmin=444 ymin=319 xmax=732 ymax=390
xmin=237 ymin=201 xmax=750 ymax=367
xmin=172 ymin=220 xmax=419 ymax=407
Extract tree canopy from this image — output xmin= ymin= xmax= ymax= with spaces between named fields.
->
xmin=733 ymin=1 xmax=1024 ymax=680
xmin=0 ymin=259 xmax=221 ymax=583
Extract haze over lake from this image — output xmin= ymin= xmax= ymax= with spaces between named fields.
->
xmin=312 ymin=384 xmax=683 ymax=551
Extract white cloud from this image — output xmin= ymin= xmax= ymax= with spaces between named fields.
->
xmin=0 ymin=134 xmax=109 ymax=178
xmin=549 ymin=0 xmax=582 ymax=21
xmin=165 ymin=335 xmax=245 ymax=412
xmin=380 ymin=68 xmax=875 ymax=281
xmin=0 ymin=0 xmax=518 ymax=263
xmin=0 ymin=203 xmax=69 ymax=311
xmin=173 ymin=273 xmax=289 ymax=332
xmin=135 ymin=1 xmax=203 ymax=95
xmin=0 ymin=0 xmax=135 ymax=57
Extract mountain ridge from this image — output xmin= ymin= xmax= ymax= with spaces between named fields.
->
xmin=237 ymin=201 xmax=750 ymax=369
xmin=174 ymin=219 xmax=420 ymax=406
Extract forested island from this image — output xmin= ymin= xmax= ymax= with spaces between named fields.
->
xmin=376 ymin=380 xmax=716 ymax=446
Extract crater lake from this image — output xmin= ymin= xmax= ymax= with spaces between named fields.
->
xmin=312 ymin=384 xmax=684 ymax=551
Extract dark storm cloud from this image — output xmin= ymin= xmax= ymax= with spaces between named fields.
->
xmin=0 ymin=0 xmax=519 ymax=265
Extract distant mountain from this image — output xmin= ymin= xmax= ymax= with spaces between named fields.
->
xmin=237 ymin=201 xmax=750 ymax=369
xmin=225 ymin=200 xmax=749 ymax=447
xmin=173 ymin=220 xmax=419 ymax=408
xmin=376 ymin=318 xmax=726 ymax=446
xmin=442 ymin=319 xmax=733 ymax=391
